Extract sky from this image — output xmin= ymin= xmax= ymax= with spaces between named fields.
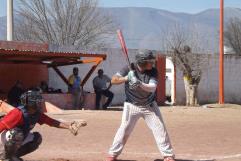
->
xmin=1 ymin=0 xmax=241 ymax=17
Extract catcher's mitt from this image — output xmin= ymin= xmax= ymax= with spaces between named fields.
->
xmin=69 ymin=120 xmax=87 ymax=136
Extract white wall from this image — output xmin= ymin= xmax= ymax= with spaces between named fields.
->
xmin=48 ymin=47 xmax=139 ymax=105
xmin=48 ymin=45 xmax=241 ymax=105
xmin=165 ymin=57 xmax=175 ymax=104
xmin=175 ymin=54 xmax=241 ymax=105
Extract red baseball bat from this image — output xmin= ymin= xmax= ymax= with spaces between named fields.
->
xmin=117 ymin=29 xmax=131 ymax=67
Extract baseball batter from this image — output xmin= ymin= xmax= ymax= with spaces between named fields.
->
xmin=0 ymin=90 xmax=87 ymax=161
xmin=106 ymin=50 xmax=175 ymax=161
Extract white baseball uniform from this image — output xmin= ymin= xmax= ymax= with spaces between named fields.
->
xmin=108 ymin=65 xmax=174 ymax=158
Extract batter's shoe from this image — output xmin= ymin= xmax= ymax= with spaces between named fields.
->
xmin=105 ymin=155 xmax=117 ymax=161
xmin=164 ymin=156 xmax=175 ymax=161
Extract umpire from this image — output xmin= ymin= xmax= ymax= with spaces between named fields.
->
xmin=106 ymin=50 xmax=175 ymax=161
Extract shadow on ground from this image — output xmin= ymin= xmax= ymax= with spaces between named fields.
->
xmin=26 ymin=159 xmax=215 ymax=161
xmin=116 ymin=160 xmax=136 ymax=161
xmin=107 ymin=107 xmax=123 ymax=111
xmin=154 ymin=159 xmax=214 ymax=161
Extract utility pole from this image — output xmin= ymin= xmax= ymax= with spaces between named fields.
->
xmin=219 ymin=0 xmax=224 ymax=104
xmin=7 ymin=0 xmax=13 ymax=41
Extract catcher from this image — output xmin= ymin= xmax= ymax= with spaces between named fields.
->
xmin=0 ymin=90 xmax=87 ymax=161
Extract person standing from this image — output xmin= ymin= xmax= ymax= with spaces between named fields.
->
xmin=7 ymin=81 xmax=25 ymax=107
xmin=68 ymin=67 xmax=82 ymax=110
xmin=106 ymin=50 xmax=175 ymax=161
xmin=93 ymin=69 xmax=114 ymax=110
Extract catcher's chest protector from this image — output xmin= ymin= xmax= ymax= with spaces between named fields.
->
xmin=16 ymin=106 xmax=40 ymax=137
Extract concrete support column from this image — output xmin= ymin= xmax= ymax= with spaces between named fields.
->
xmin=7 ymin=0 xmax=13 ymax=41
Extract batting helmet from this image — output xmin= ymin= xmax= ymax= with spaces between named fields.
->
xmin=135 ymin=50 xmax=156 ymax=66
xmin=20 ymin=90 xmax=43 ymax=109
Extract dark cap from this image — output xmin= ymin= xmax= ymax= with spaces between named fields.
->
xmin=98 ymin=69 xmax=104 ymax=75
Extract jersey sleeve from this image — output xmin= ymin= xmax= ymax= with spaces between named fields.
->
xmin=92 ymin=77 xmax=97 ymax=86
xmin=104 ymin=75 xmax=111 ymax=82
xmin=149 ymin=68 xmax=158 ymax=84
xmin=38 ymin=113 xmax=56 ymax=126
xmin=77 ymin=76 xmax=81 ymax=83
xmin=116 ymin=65 xmax=130 ymax=77
xmin=68 ymin=75 xmax=74 ymax=85
xmin=0 ymin=108 xmax=24 ymax=131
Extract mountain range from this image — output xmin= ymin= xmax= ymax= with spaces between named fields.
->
xmin=1 ymin=7 xmax=241 ymax=52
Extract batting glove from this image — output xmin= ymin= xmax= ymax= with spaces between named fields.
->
xmin=127 ymin=71 xmax=141 ymax=89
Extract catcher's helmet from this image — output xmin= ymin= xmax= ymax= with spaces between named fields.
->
xmin=135 ymin=50 xmax=156 ymax=65
xmin=20 ymin=90 xmax=43 ymax=109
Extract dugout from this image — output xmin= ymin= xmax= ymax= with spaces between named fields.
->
xmin=0 ymin=41 xmax=106 ymax=112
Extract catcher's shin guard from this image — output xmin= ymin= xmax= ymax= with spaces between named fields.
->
xmin=16 ymin=132 xmax=42 ymax=157
xmin=0 ymin=128 xmax=24 ymax=160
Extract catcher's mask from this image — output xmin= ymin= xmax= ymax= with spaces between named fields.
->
xmin=135 ymin=50 xmax=156 ymax=67
xmin=20 ymin=90 xmax=43 ymax=110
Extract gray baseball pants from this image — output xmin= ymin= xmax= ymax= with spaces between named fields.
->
xmin=108 ymin=101 xmax=174 ymax=157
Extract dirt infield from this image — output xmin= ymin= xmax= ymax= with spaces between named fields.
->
xmin=22 ymin=106 xmax=241 ymax=161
